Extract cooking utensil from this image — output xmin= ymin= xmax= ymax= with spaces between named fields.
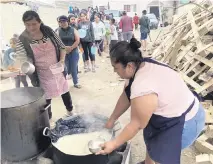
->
xmin=42 ymin=113 xmax=117 ymax=164
xmin=1 ymin=87 xmax=50 ymax=162
xmin=21 ymin=61 xmax=35 ymax=75
xmin=88 ymin=138 xmax=105 ymax=154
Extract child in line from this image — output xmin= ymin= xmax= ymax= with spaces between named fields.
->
xmin=3 ymin=37 xmax=28 ymax=88
xmin=109 ymin=18 xmax=118 ymax=51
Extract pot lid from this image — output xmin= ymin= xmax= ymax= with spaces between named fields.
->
xmin=1 ymin=87 xmax=45 ymax=109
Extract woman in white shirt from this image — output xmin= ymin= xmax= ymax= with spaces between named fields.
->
xmin=92 ymin=14 xmax=106 ymax=56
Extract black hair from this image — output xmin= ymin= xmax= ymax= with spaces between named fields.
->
xmin=110 ymin=38 xmax=143 ymax=67
xmin=80 ymin=11 xmax=87 ymax=16
xmin=111 ymin=18 xmax=115 ymax=24
xmin=22 ymin=11 xmax=54 ymax=40
xmin=22 ymin=10 xmax=41 ymax=23
xmin=95 ymin=13 xmax=101 ymax=19
xmin=142 ymin=10 xmax=147 ymax=15
xmin=123 ymin=11 xmax=127 ymax=15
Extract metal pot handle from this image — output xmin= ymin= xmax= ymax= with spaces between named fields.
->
xmin=44 ymin=104 xmax=51 ymax=111
xmin=43 ymin=127 xmax=50 ymax=137
xmin=41 ymin=104 xmax=51 ymax=112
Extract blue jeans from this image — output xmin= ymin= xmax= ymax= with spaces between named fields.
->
xmin=82 ymin=52 xmax=95 ymax=62
xmin=65 ymin=49 xmax=79 ymax=85
xmin=181 ymin=104 xmax=205 ymax=149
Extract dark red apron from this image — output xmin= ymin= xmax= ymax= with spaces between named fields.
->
xmin=124 ymin=58 xmax=195 ymax=164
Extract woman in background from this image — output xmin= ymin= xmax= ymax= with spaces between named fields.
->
xmin=92 ymin=14 xmax=106 ymax=56
xmin=78 ymin=12 xmax=95 ymax=72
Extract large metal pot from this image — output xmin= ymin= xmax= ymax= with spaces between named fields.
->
xmin=43 ymin=114 xmax=121 ymax=164
xmin=1 ymin=87 xmax=51 ymax=162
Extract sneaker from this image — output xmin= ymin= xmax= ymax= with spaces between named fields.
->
xmin=66 ymin=110 xmax=74 ymax=117
xmin=67 ymin=75 xmax=72 ymax=80
xmin=74 ymin=84 xmax=82 ymax=89
xmin=92 ymin=67 xmax=96 ymax=72
xmin=85 ymin=68 xmax=91 ymax=72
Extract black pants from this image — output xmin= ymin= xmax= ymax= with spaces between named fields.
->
xmin=109 ymin=40 xmax=118 ymax=51
xmin=81 ymin=41 xmax=95 ymax=61
xmin=95 ymin=40 xmax=104 ymax=55
xmin=14 ymin=75 xmax=28 ymax=88
xmin=135 ymin=24 xmax=138 ymax=30
xmin=45 ymin=92 xmax=73 ymax=119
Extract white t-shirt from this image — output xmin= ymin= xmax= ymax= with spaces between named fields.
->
xmin=92 ymin=22 xmax=106 ymax=41
xmin=126 ymin=62 xmax=199 ymax=121
xmin=110 ymin=25 xmax=118 ymax=41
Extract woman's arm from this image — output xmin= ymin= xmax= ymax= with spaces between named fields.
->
xmin=113 ymin=93 xmax=158 ymax=147
xmin=90 ymin=22 xmax=95 ymax=43
xmin=70 ymin=29 xmax=80 ymax=51
xmin=106 ymin=91 xmax=130 ymax=128
xmin=52 ymin=30 xmax=67 ymax=63
xmin=98 ymin=93 xmax=158 ymax=155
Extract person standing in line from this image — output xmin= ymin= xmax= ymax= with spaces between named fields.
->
xmin=92 ymin=14 xmax=106 ymax=56
xmin=58 ymin=15 xmax=81 ymax=89
xmin=68 ymin=14 xmax=82 ymax=73
xmin=15 ymin=11 xmax=74 ymax=119
xmin=2 ymin=37 xmax=28 ymax=88
xmin=133 ymin=13 xmax=139 ymax=30
xmin=78 ymin=12 xmax=95 ymax=72
xmin=139 ymin=10 xmax=150 ymax=51
xmin=119 ymin=11 xmax=133 ymax=42
xmin=68 ymin=14 xmax=78 ymax=29
xmin=109 ymin=18 xmax=118 ymax=50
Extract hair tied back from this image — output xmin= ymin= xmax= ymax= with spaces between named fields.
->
xmin=129 ymin=38 xmax=141 ymax=50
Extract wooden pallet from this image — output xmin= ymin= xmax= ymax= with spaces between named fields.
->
xmin=150 ymin=0 xmax=213 ymax=96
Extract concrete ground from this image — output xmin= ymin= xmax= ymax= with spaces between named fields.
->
xmin=0 ymin=28 xmax=198 ymax=163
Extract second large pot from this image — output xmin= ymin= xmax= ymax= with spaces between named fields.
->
xmin=43 ymin=114 xmax=119 ymax=164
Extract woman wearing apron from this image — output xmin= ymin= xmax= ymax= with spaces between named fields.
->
xmin=97 ymin=38 xmax=205 ymax=164
xmin=15 ymin=11 xmax=74 ymax=119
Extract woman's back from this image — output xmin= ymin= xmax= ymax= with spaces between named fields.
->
xmin=129 ymin=61 xmax=199 ymax=120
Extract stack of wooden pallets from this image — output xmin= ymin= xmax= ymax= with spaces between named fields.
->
xmin=149 ymin=0 xmax=213 ymax=98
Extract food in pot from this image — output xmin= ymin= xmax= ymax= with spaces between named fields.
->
xmin=53 ymin=130 xmax=112 ymax=156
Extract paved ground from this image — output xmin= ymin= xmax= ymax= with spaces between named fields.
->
xmin=0 ymin=28 xmax=198 ymax=163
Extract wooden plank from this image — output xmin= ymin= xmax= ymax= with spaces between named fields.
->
xmin=185 ymin=61 xmax=200 ymax=74
xmin=191 ymin=65 xmax=208 ymax=79
xmin=169 ymin=43 xmax=181 ymax=68
xmin=180 ymin=72 xmax=201 ymax=89
xmin=194 ymin=55 xmax=213 ymax=68
xmin=196 ymin=42 xmax=213 ymax=54
xmin=188 ymin=10 xmax=208 ymax=51
xmin=196 ymin=79 xmax=213 ymax=93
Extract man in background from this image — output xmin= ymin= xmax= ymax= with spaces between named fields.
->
xmin=139 ymin=10 xmax=150 ymax=51
xmin=119 ymin=11 xmax=133 ymax=42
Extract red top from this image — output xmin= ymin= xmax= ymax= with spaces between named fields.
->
xmin=133 ymin=16 xmax=139 ymax=24
xmin=119 ymin=16 xmax=134 ymax=32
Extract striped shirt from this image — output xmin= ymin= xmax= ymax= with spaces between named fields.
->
xmin=15 ymin=30 xmax=65 ymax=64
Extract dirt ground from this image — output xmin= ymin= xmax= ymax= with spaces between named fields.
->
xmin=0 ymin=28 xmax=198 ymax=163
